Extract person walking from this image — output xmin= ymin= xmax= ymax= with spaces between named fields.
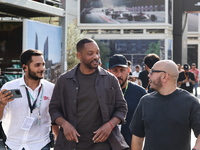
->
xmin=129 ymin=60 xmax=200 ymax=150
xmin=0 ymin=49 xmax=58 ymax=150
xmin=109 ymin=54 xmax=146 ymax=147
xmin=178 ymin=64 xmax=195 ymax=93
xmin=49 ymin=38 xmax=129 ymax=150
xmin=190 ymin=63 xmax=199 ymax=96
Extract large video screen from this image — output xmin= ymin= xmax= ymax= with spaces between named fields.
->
xmin=79 ymin=0 xmax=165 ymax=24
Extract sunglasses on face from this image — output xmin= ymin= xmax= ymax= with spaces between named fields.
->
xmin=149 ymin=69 xmax=166 ymax=75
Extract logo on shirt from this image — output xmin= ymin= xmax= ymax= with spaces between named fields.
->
xmin=43 ymin=96 xmax=50 ymax=100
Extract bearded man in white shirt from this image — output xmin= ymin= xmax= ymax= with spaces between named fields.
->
xmin=0 ymin=49 xmax=58 ymax=150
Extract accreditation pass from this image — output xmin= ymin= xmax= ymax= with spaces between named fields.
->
xmin=21 ymin=116 xmax=35 ymax=131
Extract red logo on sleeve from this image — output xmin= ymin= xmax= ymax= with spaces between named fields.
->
xmin=43 ymin=96 xmax=50 ymax=100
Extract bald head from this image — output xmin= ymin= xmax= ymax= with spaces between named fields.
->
xmin=153 ymin=60 xmax=179 ymax=81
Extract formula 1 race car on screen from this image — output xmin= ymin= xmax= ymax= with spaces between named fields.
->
xmin=132 ymin=12 xmax=157 ymax=21
xmin=105 ymin=9 xmax=157 ymax=22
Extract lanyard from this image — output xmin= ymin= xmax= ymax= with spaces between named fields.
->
xmin=123 ymin=81 xmax=129 ymax=96
xmin=184 ymin=71 xmax=189 ymax=80
xmin=25 ymin=85 xmax=43 ymax=114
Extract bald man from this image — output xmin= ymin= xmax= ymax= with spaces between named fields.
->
xmin=129 ymin=60 xmax=200 ymax=150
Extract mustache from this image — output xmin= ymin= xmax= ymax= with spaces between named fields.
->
xmin=91 ymin=59 xmax=99 ymax=63
xmin=118 ymin=77 xmax=123 ymax=80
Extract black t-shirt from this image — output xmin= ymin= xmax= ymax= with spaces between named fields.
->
xmin=129 ymin=89 xmax=200 ymax=150
xmin=76 ymin=68 xmax=111 ymax=149
xmin=121 ymin=82 xmax=146 ymax=147
xmin=138 ymin=70 xmax=149 ymax=89
xmin=177 ymin=71 xmax=195 ymax=93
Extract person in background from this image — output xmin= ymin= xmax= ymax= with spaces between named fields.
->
xmin=138 ymin=53 xmax=160 ymax=92
xmin=109 ymin=54 xmax=146 ymax=147
xmin=177 ymin=64 xmax=195 ymax=93
xmin=0 ymin=49 xmax=58 ymax=150
xmin=132 ymin=65 xmax=141 ymax=84
xmin=127 ymin=60 xmax=132 ymax=76
xmin=130 ymin=60 xmax=200 ymax=150
xmin=177 ymin=63 xmax=184 ymax=73
xmin=127 ymin=60 xmax=136 ymax=82
xmin=49 ymin=38 xmax=129 ymax=150
xmin=190 ymin=63 xmax=199 ymax=96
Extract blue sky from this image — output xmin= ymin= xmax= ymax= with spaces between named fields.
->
xmin=26 ymin=20 xmax=61 ymax=63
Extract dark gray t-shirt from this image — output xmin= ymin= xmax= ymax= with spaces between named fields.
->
xmin=76 ymin=68 xmax=111 ymax=150
xmin=129 ymin=88 xmax=200 ymax=150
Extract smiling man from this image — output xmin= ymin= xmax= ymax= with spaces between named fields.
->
xmin=109 ymin=54 xmax=146 ymax=148
xmin=49 ymin=38 xmax=129 ymax=150
xmin=129 ymin=60 xmax=200 ymax=150
xmin=0 ymin=49 xmax=58 ymax=150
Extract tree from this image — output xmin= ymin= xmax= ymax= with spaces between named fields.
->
xmin=67 ymin=23 xmax=86 ymax=70
xmin=145 ymin=41 xmax=160 ymax=56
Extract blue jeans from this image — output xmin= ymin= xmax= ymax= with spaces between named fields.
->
xmin=7 ymin=143 xmax=50 ymax=150
xmin=194 ymin=81 xmax=198 ymax=96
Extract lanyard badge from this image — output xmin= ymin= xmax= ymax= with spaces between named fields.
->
xmin=25 ymin=85 xmax=44 ymax=126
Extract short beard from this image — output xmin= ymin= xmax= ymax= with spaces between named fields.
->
xmin=83 ymin=59 xmax=99 ymax=69
xmin=120 ymin=75 xmax=128 ymax=88
xmin=150 ymin=76 xmax=162 ymax=91
xmin=28 ymin=67 xmax=43 ymax=80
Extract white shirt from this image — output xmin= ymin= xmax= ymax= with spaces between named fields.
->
xmin=1 ymin=76 xmax=54 ymax=150
xmin=132 ymin=71 xmax=141 ymax=84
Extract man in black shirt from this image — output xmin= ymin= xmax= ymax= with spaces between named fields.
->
xmin=129 ymin=60 xmax=200 ymax=150
xmin=177 ymin=64 xmax=195 ymax=93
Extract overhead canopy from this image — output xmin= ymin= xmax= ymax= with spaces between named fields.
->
xmin=0 ymin=0 xmax=65 ymax=18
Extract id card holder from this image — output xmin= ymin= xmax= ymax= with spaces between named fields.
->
xmin=21 ymin=116 xmax=35 ymax=131
xmin=186 ymin=82 xmax=190 ymax=87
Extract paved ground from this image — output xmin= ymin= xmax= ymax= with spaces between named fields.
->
xmin=0 ymin=87 xmax=200 ymax=150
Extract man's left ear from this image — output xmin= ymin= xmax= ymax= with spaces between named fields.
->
xmin=77 ymin=52 xmax=81 ymax=60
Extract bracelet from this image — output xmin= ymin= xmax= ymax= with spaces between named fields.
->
xmin=183 ymin=80 xmax=185 ymax=83
xmin=192 ymin=148 xmax=197 ymax=150
xmin=108 ymin=121 xmax=114 ymax=130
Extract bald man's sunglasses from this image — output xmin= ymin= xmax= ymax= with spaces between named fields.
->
xmin=150 ymin=69 xmax=166 ymax=75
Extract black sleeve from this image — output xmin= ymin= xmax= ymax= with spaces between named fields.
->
xmin=177 ymin=72 xmax=183 ymax=82
xmin=129 ymin=99 xmax=145 ymax=137
xmin=138 ymin=72 xmax=142 ymax=80
xmin=190 ymin=98 xmax=200 ymax=138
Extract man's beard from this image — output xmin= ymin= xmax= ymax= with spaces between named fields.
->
xmin=83 ymin=59 xmax=99 ymax=69
xmin=28 ymin=67 xmax=43 ymax=80
xmin=150 ymin=76 xmax=162 ymax=91
xmin=119 ymin=75 xmax=128 ymax=88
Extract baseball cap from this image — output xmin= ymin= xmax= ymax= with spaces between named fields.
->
xmin=109 ymin=54 xmax=128 ymax=69
xmin=183 ymin=64 xmax=189 ymax=70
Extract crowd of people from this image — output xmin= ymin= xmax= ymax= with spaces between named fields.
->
xmin=0 ymin=37 xmax=200 ymax=150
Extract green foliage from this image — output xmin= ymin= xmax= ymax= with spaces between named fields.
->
xmin=145 ymin=41 xmax=160 ymax=56
xmin=93 ymin=40 xmax=111 ymax=69
xmin=67 ymin=23 xmax=86 ymax=70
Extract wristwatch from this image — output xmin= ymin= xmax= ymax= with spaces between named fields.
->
xmin=192 ymin=148 xmax=198 ymax=150
xmin=182 ymin=80 xmax=185 ymax=83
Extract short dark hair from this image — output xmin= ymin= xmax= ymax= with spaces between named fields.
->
xmin=76 ymin=38 xmax=96 ymax=52
xmin=127 ymin=60 xmax=132 ymax=66
xmin=20 ymin=49 xmax=43 ymax=66
xmin=135 ymin=65 xmax=140 ymax=68
xmin=144 ymin=53 xmax=160 ymax=69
